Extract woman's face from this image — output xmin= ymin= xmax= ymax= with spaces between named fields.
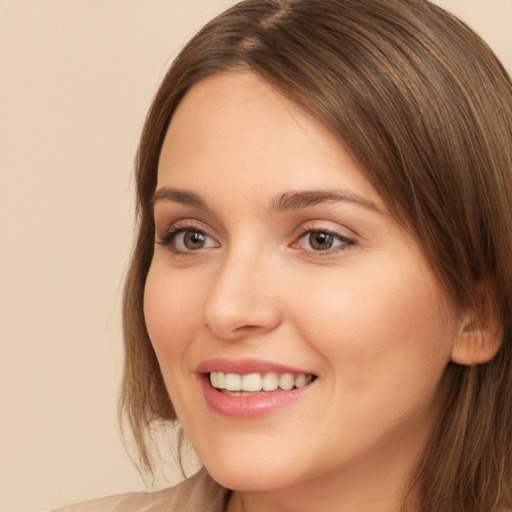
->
xmin=144 ymin=72 xmax=460 ymax=502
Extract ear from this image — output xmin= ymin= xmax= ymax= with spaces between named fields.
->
xmin=451 ymin=295 xmax=503 ymax=366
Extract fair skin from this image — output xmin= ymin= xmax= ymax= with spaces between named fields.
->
xmin=144 ymin=72 xmax=465 ymax=512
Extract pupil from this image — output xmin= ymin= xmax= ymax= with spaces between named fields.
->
xmin=310 ymin=232 xmax=333 ymax=250
xmin=185 ymin=231 xmax=205 ymax=249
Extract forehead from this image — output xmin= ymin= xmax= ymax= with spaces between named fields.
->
xmin=157 ymin=72 xmax=382 ymax=209
xmin=160 ymin=72 xmax=319 ymax=173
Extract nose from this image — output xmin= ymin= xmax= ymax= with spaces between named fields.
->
xmin=202 ymin=249 xmax=282 ymax=341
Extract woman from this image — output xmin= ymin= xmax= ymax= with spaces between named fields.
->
xmin=53 ymin=0 xmax=512 ymax=511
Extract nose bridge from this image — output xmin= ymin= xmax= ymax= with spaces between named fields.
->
xmin=202 ymin=239 xmax=281 ymax=340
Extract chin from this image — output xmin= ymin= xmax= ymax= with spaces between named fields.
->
xmin=205 ymin=461 xmax=297 ymax=492
xmin=193 ymin=435 xmax=303 ymax=492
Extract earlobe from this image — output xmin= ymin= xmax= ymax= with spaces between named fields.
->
xmin=451 ymin=310 xmax=503 ymax=366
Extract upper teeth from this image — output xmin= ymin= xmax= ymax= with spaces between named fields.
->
xmin=209 ymin=372 xmax=313 ymax=392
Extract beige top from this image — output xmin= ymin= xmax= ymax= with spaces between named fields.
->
xmin=49 ymin=468 xmax=230 ymax=512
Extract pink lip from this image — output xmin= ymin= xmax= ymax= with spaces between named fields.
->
xmin=196 ymin=358 xmax=311 ymax=375
xmin=196 ymin=358 xmax=317 ymax=419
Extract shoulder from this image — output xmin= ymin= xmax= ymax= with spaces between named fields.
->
xmin=48 ymin=468 xmax=230 ymax=512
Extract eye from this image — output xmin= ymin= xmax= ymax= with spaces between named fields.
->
xmin=175 ymin=230 xmax=214 ymax=250
xmin=296 ymin=229 xmax=353 ymax=252
xmin=156 ymin=226 xmax=218 ymax=253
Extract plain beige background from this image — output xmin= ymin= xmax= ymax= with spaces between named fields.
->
xmin=1 ymin=1 xmax=511 ymax=511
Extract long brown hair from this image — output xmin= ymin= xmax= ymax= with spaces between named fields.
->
xmin=119 ymin=1 xmax=512 ymax=510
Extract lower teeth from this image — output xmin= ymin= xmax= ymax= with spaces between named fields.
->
xmin=221 ymin=390 xmax=261 ymax=396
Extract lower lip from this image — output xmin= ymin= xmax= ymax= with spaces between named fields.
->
xmin=199 ymin=375 xmax=315 ymax=419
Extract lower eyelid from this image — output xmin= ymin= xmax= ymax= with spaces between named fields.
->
xmin=298 ymin=240 xmax=354 ymax=259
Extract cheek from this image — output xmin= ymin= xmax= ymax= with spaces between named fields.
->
xmin=286 ymin=265 xmax=457 ymax=452
xmin=143 ymin=263 xmax=202 ymax=363
xmin=289 ymin=262 xmax=456 ymax=385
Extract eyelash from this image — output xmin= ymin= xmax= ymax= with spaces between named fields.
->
xmin=155 ymin=223 xmax=355 ymax=257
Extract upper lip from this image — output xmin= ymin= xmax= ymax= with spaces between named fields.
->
xmin=196 ymin=358 xmax=315 ymax=376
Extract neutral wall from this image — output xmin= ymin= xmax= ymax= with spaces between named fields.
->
xmin=1 ymin=1 xmax=511 ymax=511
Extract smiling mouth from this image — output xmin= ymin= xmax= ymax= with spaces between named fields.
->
xmin=208 ymin=371 xmax=317 ymax=396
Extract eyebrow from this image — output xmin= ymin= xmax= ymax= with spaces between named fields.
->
xmin=152 ymin=187 xmax=208 ymax=209
xmin=268 ymin=190 xmax=380 ymax=213
xmin=152 ymin=187 xmax=380 ymax=214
